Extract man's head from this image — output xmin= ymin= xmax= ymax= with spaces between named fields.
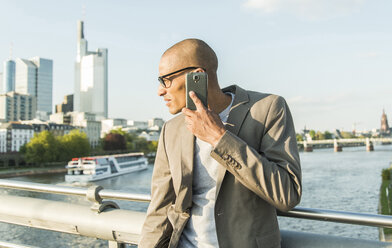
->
xmin=157 ymin=39 xmax=218 ymax=114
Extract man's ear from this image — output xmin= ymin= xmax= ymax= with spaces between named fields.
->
xmin=195 ymin=68 xmax=205 ymax=73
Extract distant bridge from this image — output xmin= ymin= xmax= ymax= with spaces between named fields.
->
xmin=297 ymin=138 xmax=392 ymax=152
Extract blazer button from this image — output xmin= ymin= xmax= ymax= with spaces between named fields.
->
xmin=222 ymin=154 xmax=229 ymax=160
xmin=234 ymin=163 xmax=241 ymax=170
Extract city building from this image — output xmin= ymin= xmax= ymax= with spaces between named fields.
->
xmin=101 ymin=118 xmax=127 ymax=137
xmin=0 ymin=72 xmax=3 ymax=94
xmin=56 ymin=94 xmax=74 ymax=114
xmin=74 ymin=20 xmax=108 ymax=120
xmin=138 ymin=131 xmax=160 ymax=142
xmin=15 ymin=57 xmax=53 ymax=117
xmin=127 ymin=120 xmax=148 ymax=131
xmin=50 ymin=111 xmax=101 ymax=147
xmin=380 ymin=109 xmax=390 ymax=136
xmin=0 ymin=91 xmax=36 ymax=122
xmin=0 ymin=123 xmax=33 ymax=153
xmin=148 ymin=118 xmax=165 ymax=130
xmin=3 ymin=59 xmax=15 ymax=93
xmin=21 ymin=119 xmax=76 ymax=136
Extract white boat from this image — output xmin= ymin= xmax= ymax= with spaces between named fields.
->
xmin=65 ymin=152 xmax=148 ymax=182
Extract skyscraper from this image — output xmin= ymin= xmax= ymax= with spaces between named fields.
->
xmin=14 ymin=57 xmax=53 ymax=115
xmin=74 ymin=20 xmax=108 ymax=120
xmin=0 ymin=72 xmax=3 ymax=94
xmin=31 ymin=57 xmax=53 ymax=114
xmin=2 ymin=59 xmax=15 ymax=93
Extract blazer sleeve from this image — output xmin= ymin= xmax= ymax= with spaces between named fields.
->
xmin=139 ymin=123 xmax=175 ymax=248
xmin=211 ymin=95 xmax=302 ymax=212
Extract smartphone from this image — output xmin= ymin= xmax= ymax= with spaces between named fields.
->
xmin=186 ymin=72 xmax=208 ymax=110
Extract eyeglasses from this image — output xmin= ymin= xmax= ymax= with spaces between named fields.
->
xmin=158 ymin=66 xmax=205 ymax=88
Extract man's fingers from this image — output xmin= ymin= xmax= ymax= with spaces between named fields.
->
xmin=182 ymin=107 xmax=193 ymax=116
xmin=189 ymin=91 xmax=206 ymax=111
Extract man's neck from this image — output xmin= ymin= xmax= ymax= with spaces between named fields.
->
xmin=209 ymin=89 xmax=232 ymax=114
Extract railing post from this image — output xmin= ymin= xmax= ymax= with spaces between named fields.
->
xmin=334 ymin=139 xmax=342 ymax=152
xmin=366 ymin=138 xmax=374 ymax=152
xmin=108 ymin=241 xmax=126 ymax=248
xmin=304 ymin=141 xmax=313 ymax=152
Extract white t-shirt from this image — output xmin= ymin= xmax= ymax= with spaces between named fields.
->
xmin=178 ymin=93 xmax=235 ymax=248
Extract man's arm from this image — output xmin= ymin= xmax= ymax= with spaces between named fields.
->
xmin=183 ymin=93 xmax=301 ymax=212
xmin=139 ymin=124 xmax=175 ymax=248
xmin=211 ymin=96 xmax=301 ymax=212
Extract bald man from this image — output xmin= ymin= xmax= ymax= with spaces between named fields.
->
xmin=139 ymin=39 xmax=301 ymax=248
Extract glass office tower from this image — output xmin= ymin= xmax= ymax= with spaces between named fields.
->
xmin=3 ymin=59 xmax=15 ymax=93
xmin=74 ymin=20 xmax=108 ymax=120
xmin=14 ymin=57 xmax=53 ymax=115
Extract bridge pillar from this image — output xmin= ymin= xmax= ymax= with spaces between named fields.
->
xmin=303 ymin=141 xmax=313 ymax=152
xmin=334 ymin=139 xmax=342 ymax=152
xmin=366 ymin=138 xmax=374 ymax=152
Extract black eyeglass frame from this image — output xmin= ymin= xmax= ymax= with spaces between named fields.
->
xmin=158 ymin=66 xmax=206 ymax=88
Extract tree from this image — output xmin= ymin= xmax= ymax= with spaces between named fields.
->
xmin=309 ymin=130 xmax=316 ymax=140
xmin=58 ymin=130 xmax=90 ymax=161
xmin=110 ymin=127 xmax=126 ymax=136
xmin=124 ymin=132 xmax=137 ymax=151
xmin=315 ymin=131 xmax=325 ymax=140
xmin=340 ymin=131 xmax=356 ymax=139
xmin=324 ymin=131 xmax=333 ymax=139
xmin=296 ymin=134 xmax=303 ymax=141
xmin=148 ymin=141 xmax=158 ymax=155
xmin=133 ymin=136 xmax=150 ymax=154
xmin=103 ymin=133 xmax=126 ymax=150
xmin=21 ymin=129 xmax=91 ymax=164
xmin=24 ymin=131 xmax=60 ymax=163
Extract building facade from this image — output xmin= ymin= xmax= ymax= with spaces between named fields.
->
xmin=127 ymin=120 xmax=148 ymax=131
xmin=56 ymin=94 xmax=74 ymax=114
xmin=74 ymin=20 xmax=108 ymax=120
xmin=0 ymin=92 xmax=36 ymax=122
xmin=0 ymin=123 xmax=34 ymax=153
xmin=50 ymin=111 xmax=101 ymax=147
xmin=15 ymin=57 xmax=53 ymax=116
xmin=21 ymin=119 xmax=76 ymax=137
xmin=0 ymin=72 xmax=3 ymax=94
xmin=3 ymin=59 xmax=15 ymax=93
xmin=148 ymin=118 xmax=165 ymax=130
xmin=138 ymin=131 xmax=160 ymax=142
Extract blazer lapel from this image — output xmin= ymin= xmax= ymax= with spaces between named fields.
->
xmin=176 ymin=117 xmax=195 ymax=212
xmin=215 ymin=85 xmax=250 ymax=198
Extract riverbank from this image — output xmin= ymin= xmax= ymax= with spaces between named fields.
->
xmin=0 ymin=164 xmax=66 ymax=179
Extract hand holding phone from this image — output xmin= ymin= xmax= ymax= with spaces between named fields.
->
xmin=186 ymin=72 xmax=208 ymax=110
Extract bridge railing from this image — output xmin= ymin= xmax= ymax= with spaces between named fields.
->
xmin=0 ymin=179 xmax=392 ymax=248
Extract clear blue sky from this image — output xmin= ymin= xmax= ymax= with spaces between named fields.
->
xmin=1 ymin=0 xmax=392 ymax=132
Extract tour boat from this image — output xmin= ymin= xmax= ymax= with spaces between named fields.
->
xmin=65 ymin=152 xmax=148 ymax=182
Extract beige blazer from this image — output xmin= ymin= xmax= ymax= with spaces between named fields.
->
xmin=139 ymin=85 xmax=302 ymax=248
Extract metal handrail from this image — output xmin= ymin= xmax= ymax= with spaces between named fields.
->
xmin=1 ymin=179 xmax=392 ymax=228
xmin=0 ymin=179 xmax=151 ymax=202
xmin=279 ymin=207 xmax=392 ymax=228
xmin=0 ymin=240 xmax=39 ymax=248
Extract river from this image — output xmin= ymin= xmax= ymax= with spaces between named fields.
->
xmin=0 ymin=145 xmax=391 ymax=247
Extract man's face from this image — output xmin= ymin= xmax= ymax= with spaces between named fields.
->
xmin=157 ymin=56 xmax=187 ymax=115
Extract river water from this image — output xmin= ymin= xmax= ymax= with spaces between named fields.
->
xmin=0 ymin=145 xmax=391 ymax=247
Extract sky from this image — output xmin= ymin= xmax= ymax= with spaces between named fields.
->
xmin=1 ymin=0 xmax=392 ymax=132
